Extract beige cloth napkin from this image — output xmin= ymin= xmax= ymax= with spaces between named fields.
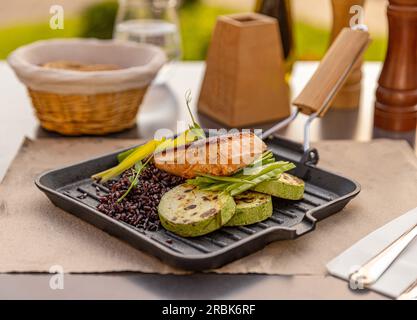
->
xmin=1 ymin=138 xmax=417 ymax=275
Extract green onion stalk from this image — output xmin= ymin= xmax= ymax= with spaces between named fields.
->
xmin=187 ymin=159 xmax=296 ymax=197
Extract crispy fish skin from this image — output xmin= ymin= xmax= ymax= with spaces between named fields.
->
xmin=154 ymin=132 xmax=267 ymax=178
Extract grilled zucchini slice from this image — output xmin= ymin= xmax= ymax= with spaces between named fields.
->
xmin=226 ymin=191 xmax=272 ymax=226
xmin=253 ymin=173 xmax=304 ymax=200
xmin=158 ymin=184 xmax=236 ymax=237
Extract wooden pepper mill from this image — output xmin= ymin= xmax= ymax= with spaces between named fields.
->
xmin=374 ymin=0 xmax=417 ymax=131
xmin=329 ymin=0 xmax=365 ymax=109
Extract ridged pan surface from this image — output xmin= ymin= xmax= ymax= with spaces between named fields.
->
xmin=35 ymin=138 xmax=360 ymax=270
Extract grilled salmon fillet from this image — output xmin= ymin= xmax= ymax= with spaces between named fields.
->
xmin=154 ymin=132 xmax=267 ymax=178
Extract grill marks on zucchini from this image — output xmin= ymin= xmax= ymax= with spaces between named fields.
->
xmin=158 ymin=173 xmax=305 ymax=236
xmin=158 ymin=184 xmax=235 ymax=237
xmin=253 ymin=173 xmax=305 ymax=200
xmin=226 ymin=191 xmax=273 ymax=226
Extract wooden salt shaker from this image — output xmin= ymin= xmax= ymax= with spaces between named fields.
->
xmin=374 ymin=0 xmax=417 ymax=131
xmin=329 ymin=0 xmax=365 ymax=109
xmin=198 ymin=13 xmax=290 ymax=127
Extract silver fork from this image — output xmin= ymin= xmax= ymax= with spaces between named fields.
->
xmin=349 ymin=222 xmax=417 ymax=288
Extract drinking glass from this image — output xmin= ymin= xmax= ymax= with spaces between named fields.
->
xmin=114 ymin=0 xmax=182 ymax=62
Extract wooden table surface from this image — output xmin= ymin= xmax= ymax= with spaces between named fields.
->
xmin=2 ymin=60 xmax=413 ymax=299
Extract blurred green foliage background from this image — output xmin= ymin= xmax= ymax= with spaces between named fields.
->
xmin=0 ymin=0 xmax=386 ymax=61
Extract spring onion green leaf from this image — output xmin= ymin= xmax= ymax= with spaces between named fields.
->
xmin=196 ymin=173 xmax=256 ymax=184
xmin=186 ymin=160 xmax=296 ymax=196
xmin=229 ymin=163 xmax=296 ymax=196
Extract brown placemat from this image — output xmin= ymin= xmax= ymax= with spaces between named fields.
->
xmin=1 ymin=138 xmax=417 ymax=275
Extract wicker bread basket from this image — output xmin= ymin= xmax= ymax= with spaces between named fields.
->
xmin=8 ymin=39 xmax=166 ymax=135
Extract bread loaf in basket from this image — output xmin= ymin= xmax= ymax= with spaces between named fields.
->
xmin=8 ymin=38 xmax=166 ymax=135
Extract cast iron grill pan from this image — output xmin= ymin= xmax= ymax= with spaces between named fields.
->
xmin=35 ymin=136 xmax=360 ymax=271
xmin=35 ymin=28 xmax=369 ymax=270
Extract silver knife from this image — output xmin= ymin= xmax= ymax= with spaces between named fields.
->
xmin=349 ymin=222 xmax=417 ymax=287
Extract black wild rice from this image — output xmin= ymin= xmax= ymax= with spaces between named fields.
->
xmin=97 ymin=163 xmax=184 ymax=231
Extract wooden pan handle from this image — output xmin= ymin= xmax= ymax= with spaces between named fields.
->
xmin=293 ymin=28 xmax=370 ymax=117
